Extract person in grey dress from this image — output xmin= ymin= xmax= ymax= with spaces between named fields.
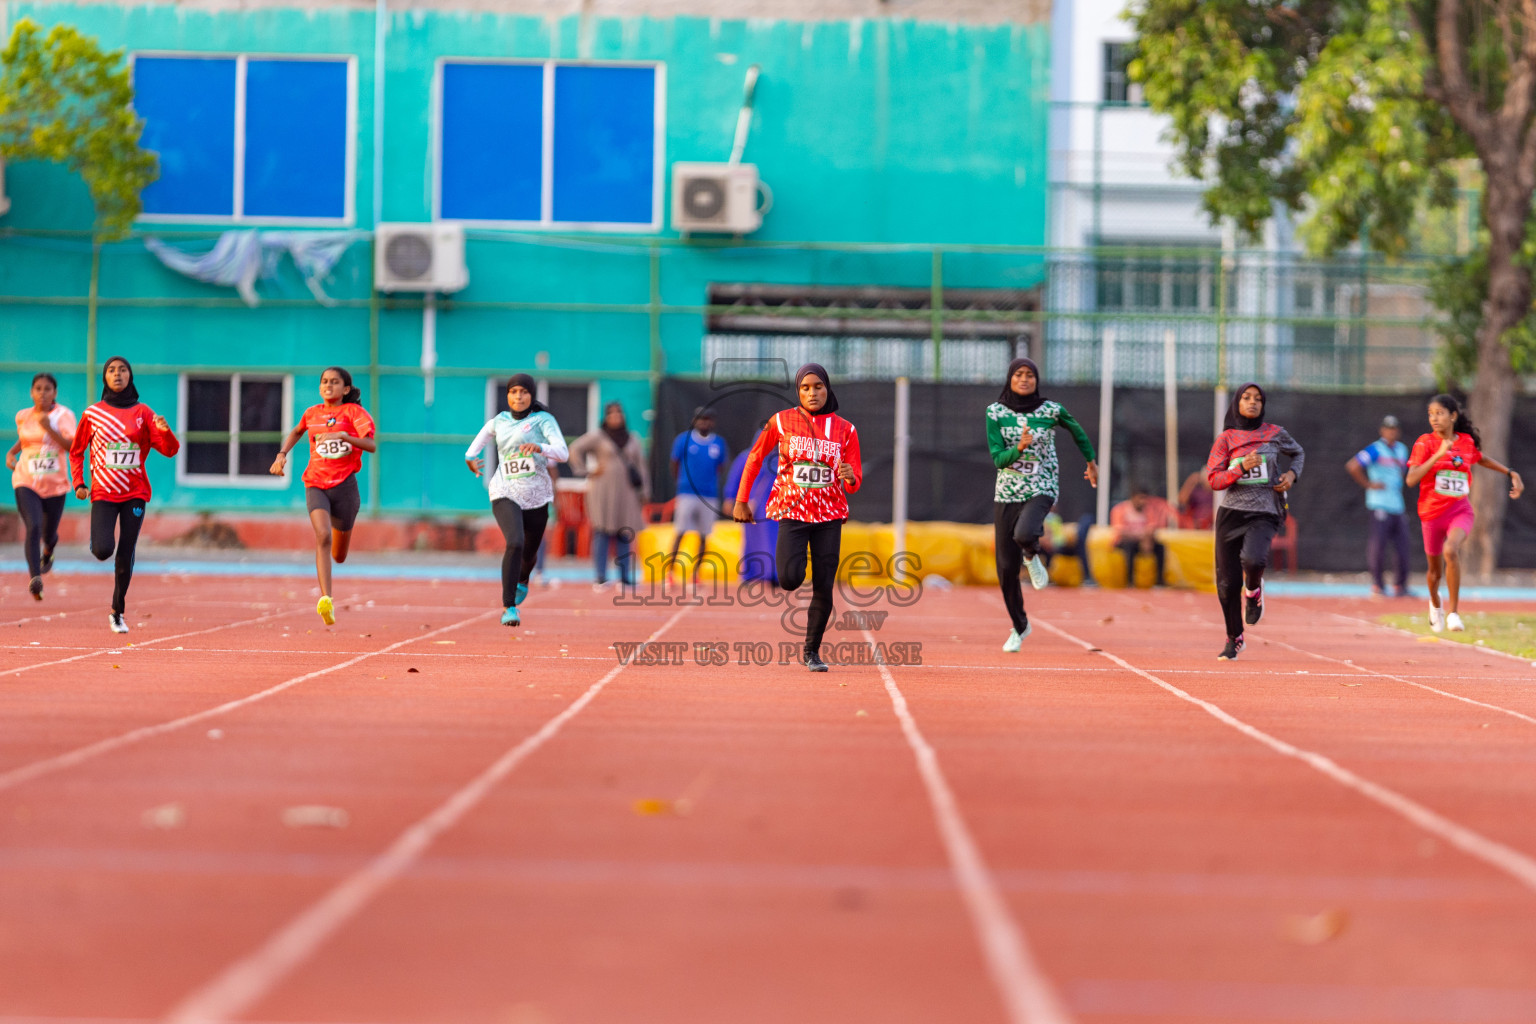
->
xmin=570 ymin=402 xmax=649 ymax=587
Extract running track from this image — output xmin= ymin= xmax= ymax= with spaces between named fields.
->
xmin=1 ymin=571 xmax=1534 ymax=1024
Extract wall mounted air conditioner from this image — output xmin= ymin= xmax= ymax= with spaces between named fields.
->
xmin=374 ymin=222 xmax=468 ymax=292
xmin=671 ymin=162 xmax=770 ymax=235
xmin=0 ymin=157 xmax=11 ymax=218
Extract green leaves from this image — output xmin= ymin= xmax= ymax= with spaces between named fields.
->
xmin=0 ymin=18 xmax=158 ymax=239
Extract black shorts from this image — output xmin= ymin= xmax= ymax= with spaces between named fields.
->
xmin=305 ymin=475 xmax=361 ymax=531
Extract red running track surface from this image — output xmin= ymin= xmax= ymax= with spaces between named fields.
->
xmin=0 ymin=572 xmax=1534 ymax=1024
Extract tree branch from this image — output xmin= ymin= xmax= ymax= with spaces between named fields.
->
xmin=1437 ymin=0 xmax=1493 ymax=151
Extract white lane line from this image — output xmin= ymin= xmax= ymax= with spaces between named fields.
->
xmin=0 ymin=610 xmax=496 ymax=794
xmin=0 ymin=607 xmax=310 ymax=679
xmin=0 ymin=593 xmax=185 ymax=629
xmin=162 ymin=606 xmax=692 ymax=1024
xmin=1034 ymin=619 xmax=1536 ymax=894
xmin=862 ymin=630 xmax=1073 ymax=1024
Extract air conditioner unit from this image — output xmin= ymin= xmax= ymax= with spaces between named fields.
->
xmin=374 ymin=222 xmax=468 ymax=292
xmin=671 ymin=162 xmax=769 ymax=235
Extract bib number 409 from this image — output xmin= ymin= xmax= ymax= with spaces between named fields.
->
xmin=792 ymin=461 xmax=833 ymax=488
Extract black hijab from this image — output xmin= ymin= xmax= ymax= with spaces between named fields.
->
xmin=100 ymin=356 xmax=140 ymax=409
xmin=1000 ymin=357 xmax=1046 ymax=414
xmin=602 ymin=401 xmax=629 ymax=450
xmin=1224 ymin=382 xmax=1267 ymax=431
xmin=507 ymin=373 xmax=546 ymax=421
xmin=794 ymin=363 xmax=839 ymax=416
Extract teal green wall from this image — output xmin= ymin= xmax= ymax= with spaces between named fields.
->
xmin=0 ymin=3 xmax=1049 ymax=514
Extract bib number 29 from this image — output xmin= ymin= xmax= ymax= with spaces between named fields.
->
xmin=793 ymin=461 xmax=833 ymax=489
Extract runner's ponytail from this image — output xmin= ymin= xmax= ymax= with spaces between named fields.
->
xmin=325 ymin=366 xmax=363 ymax=405
xmin=1430 ymin=393 xmax=1480 ymax=449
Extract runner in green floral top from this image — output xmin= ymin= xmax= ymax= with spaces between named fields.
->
xmin=986 ymin=357 xmax=1098 ymax=652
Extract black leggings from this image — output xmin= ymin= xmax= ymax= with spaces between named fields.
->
xmin=492 ymin=499 xmax=549 ymax=608
xmin=14 ymin=487 xmax=65 ymax=579
xmin=994 ymin=496 xmax=1053 ymax=633
xmin=776 ymin=518 xmax=843 ymax=655
xmin=1214 ymin=506 xmax=1281 ymax=639
xmin=90 ymin=498 xmax=147 ymax=615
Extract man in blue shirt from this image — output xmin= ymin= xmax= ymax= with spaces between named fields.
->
xmin=1346 ymin=414 xmax=1411 ymax=597
xmin=667 ymin=408 xmax=731 ymax=581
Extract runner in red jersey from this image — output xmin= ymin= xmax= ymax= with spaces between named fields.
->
xmin=68 ymin=356 xmax=180 ymax=634
xmin=1404 ymin=393 xmax=1522 ymax=634
xmin=271 ymin=367 xmax=377 ymax=626
xmin=733 ymin=363 xmax=863 ymax=672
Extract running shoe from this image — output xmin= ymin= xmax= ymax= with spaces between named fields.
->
xmin=1428 ymin=602 xmax=1445 ymax=633
xmin=501 ymin=606 xmax=520 ymax=627
xmin=804 ymin=650 xmax=829 ymax=673
xmin=1217 ymin=635 xmax=1245 ymax=660
xmin=1027 ymin=555 xmax=1049 ymax=590
xmin=317 ymin=595 xmax=335 ymax=626
xmin=1446 ymin=612 xmax=1465 ymax=632
xmin=1244 ymin=585 xmax=1264 ymax=625
xmin=39 ymin=548 xmax=53 ymax=574
xmin=28 ymin=576 xmax=42 ymax=601
xmin=109 ymin=612 xmax=129 ymax=634
xmin=1002 ymin=629 xmax=1022 ymax=653
xmin=516 ymin=582 xmax=529 ymax=606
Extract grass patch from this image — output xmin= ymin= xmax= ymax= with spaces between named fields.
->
xmin=1379 ymin=612 xmax=1536 ymax=660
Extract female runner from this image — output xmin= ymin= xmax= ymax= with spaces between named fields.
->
xmin=1206 ymin=383 xmax=1304 ymax=659
xmin=7 ymin=373 xmax=77 ymax=600
xmin=270 ymin=367 xmax=376 ymax=626
xmin=465 ymin=374 xmax=568 ymax=626
xmin=1404 ymin=394 xmax=1523 ymax=632
xmin=733 ymin=363 xmax=863 ymax=672
xmin=69 ymin=357 xmax=180 ymax=633
xmin=985 ymin=357 xmax=1098 ymax=651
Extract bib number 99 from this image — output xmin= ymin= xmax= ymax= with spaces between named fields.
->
xmin=1229 ymin=455 xmax=1269 ymax=485
xmin=314 ymin=438 xmax=352 ymax=459
xmin=1434 ymin=470 xmax=1470 ymax=497
xmin=793 ymin=461 xmax=833 ymax=489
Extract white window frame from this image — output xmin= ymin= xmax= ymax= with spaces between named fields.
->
xmin=433 ymin=58 xmax=666 ymax=233
xmin=130 ymin=51 xmax=358 ymax=227
xmin=177 ymin=373 xmax=294 ymax=488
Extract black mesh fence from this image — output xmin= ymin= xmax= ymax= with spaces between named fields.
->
xmin=652 ymin=376 xmax=1536 ymax=571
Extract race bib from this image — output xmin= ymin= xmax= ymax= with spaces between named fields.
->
xmin=792 ymin=461 xmax=834 ymax=489
xmin=500 ymin=456 xmax=538 ymax=480
xmin=1434 ymin=469 xmax=1470 ymax=497
xmin=26 ymin=449 xmax=60 ymax=476
xmin=1003 ymin=458 xmax=1041 ymax=477
xmin=1229 ymin=454 xmax=1270 ymax=485
xmin=103 ymin=442 xmax=141 ymax=469
xmin=314 ymin=437 xmax=353 ymax=459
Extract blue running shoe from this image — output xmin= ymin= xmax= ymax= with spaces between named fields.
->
xmin=501 ymin=606 xmax=520 ymax=627
xmin=515 ymin=582 xmax=528 ymax=606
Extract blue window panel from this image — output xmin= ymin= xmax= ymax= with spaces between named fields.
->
xmin=244 ymin=59 xmax=350 ymax=219
xmin=136 ymin=57 xmax=237 ymax=216
xmin=440 ymin=63 xmax=543 ymax=222
xmin=552 ymin=66 xmax=656 ymax=225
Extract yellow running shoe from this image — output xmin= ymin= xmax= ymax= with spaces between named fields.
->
xmin=317 ymin=595 xmax=335 ymax=625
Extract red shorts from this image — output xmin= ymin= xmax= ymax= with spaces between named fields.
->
xmin=1422 ymin=500 xmax=1474 ymax=556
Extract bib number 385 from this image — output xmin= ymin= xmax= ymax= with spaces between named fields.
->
xmin=314 ymin=437 xmax=353 ymax=459
xmin=1434 ymin=469 xmax=1470 ymax=497
xmin=793 ymin=461 xmax=834 ymax=489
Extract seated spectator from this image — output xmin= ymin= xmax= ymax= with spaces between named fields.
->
xmin=1178 ymin=468 xmax=1214 ymax=529
xmin=1110 ymin=483 xmax=1174 ymax=585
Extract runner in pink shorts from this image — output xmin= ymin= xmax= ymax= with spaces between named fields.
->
xmin=1405 ymin=394 xmax=1523 ymax=633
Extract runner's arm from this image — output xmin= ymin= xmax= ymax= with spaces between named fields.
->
xmin=148 ymin=408 xmax=181 ymax=457
xmin=1404 ymin=438 xmax=1444 ymax=487
xmin=1056 ymin=407 xmax=1098 ymax=463
xmin=1476 ymin=453 xmax=1524 ymax=497
xmin=69 ymin=415 xmax=92 ymax=495
xmin=538 ymin=417 xmax=569 ymax=464
xmin=1206 ymin=433 xmax=1240 ymax=490
xmin=1276 ymin=427 xmax=1303 ymax=480
xmin=463 ymin=420 xmax=495 ymax=475
xmin=840 ymin=425 xmax=863 ymax=494
xmin=734 ymin=417 xmax=779 ymax=507
xmin=985 ymin=413 xmax=1017 ymax=469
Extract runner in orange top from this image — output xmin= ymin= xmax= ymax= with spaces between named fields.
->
xmin=270 ymin=367 xmax=377 ymax=625
xmin=1404 ymin=393 xmax=1522 ymax=634
xmin=6 ymin=372 xmax=77 ymax=600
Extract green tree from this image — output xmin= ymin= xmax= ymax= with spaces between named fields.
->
xmin=1130 ymin=0 xmax=1534 ymax=573
xmin=0 ymin=17 xmax=157 ymax=239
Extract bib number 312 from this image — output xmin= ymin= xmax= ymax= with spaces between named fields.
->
xmin=793 ymin=461 xmax=833 ymax=488
xmin=1434 ymin=470 xmax=1470 ymax=497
